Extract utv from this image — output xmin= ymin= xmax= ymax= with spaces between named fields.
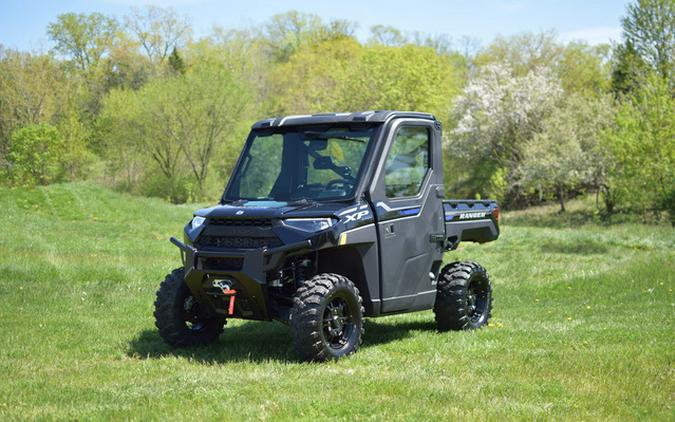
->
xmin=155 ymin=111 xmax=500 ymax=361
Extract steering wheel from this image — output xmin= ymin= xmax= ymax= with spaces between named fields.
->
xmin=325 ymin=179 xmax=354 ymax=191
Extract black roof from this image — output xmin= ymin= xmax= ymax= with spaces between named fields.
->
xmin=251 ymin=110 xmax=437 ymax=129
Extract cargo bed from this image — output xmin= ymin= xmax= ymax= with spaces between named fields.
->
xmin=442 ymin=200 xmax=500 ymax=249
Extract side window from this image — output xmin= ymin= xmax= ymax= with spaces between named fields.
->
xmin=383 ymin=126 xmax=430 ymax=198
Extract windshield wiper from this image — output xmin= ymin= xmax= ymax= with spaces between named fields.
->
xmin=303 ymin=132 xmax=366 ymax=143
xmin=221 ymin=198 xmax=249 ymax=205
xmin=286 ymin=198 xmax=319 ymax=206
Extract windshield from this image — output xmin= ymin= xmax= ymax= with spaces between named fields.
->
xmin=225 ymin=125 xmax=377 ymax=202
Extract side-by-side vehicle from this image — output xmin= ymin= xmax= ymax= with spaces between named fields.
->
xmin=155 ymin=111 xmax=499 ymax=361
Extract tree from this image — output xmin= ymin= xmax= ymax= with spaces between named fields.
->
xmin=518 ymin=95 xmax=615 ymax=212
xmin=47 ymin=12 xmax=124 ymax=120
xmin=168 ymin=63 xmax=250 ymax=194
xmin=369 ymin=25 xmax=407 ymax=46
xmin=104 ymin=35 xmax=154 ymax=91
xmin=266 ymin=38 xmax=361 ymax=115
xmin=0 ymin=49 xmax=74 ymax=167
xmin=47 ymin=12 xmax=119 ymax=73
xmin=268 ymin=39 xmax=461 ymax=120
xmin=621 ymin=0 xmax=674 ymax=83
xmin=168 ymin=47 xmax=186 ymax=75
xmin=350 ymin=44 xmax=461 ymax=114
xmin=449 ymin=63 xmax=564 ymax=203
xmin=475 ymin=31 xmax=563 ymax=76
xmin=99 ymin=61 xmax=251 ymax=201
xmin=476 ymin=31 xmax=611 ymax=97
xmin=606 ymin=75 xmax=674 ymax=221
xmin=96 ymin=87 xmax=145 ymax=189
xmin=125 ymin=5 xmax=191 ymax=64
xmin=5 ymin=124 xmax=67 ymax=186
xmin=559 ymin=42 xmax=611 ymax=96
xmin=263 ymin=11 xmax=356 ymax=62
xmin=611 ymin=39 xmax=650 ymax=95
xmin=201 ymin=28 xmax=273 ymax=112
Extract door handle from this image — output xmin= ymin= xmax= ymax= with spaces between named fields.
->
xmin=384 ymin=223 xmax=395 ymax=237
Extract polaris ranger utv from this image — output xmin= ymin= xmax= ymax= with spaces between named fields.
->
xmin=155 ymin=111 xmax=499 ymax=361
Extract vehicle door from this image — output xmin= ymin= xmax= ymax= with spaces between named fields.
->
xmin=369 ymin=119 xmax=444 ymax=312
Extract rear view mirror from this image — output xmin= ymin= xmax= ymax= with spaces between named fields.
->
xmin=307 ymin=139 xmax=328 ymax=152
xmin=313 ymin=155 xmax=334 ymax=169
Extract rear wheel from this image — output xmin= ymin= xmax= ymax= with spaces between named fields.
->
xmin=154 ymin=268 xmax=226 ymax=346
xmin=290 ymin=273 xmax=364 ymax=361
xmin=434 ymin=261 xmax=492 ymax=331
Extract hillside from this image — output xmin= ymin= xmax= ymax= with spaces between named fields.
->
xmin=0 ymin=183 xmax=673 ymax=420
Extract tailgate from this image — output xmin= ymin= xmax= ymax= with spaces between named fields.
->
xmin=442 ymin=200 xmax=500 ymax=249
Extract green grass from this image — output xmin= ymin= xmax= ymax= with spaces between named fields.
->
xmin=1 ymin=182 xmax=673 ymax=420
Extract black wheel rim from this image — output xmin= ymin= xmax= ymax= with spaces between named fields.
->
xmin=467 ymin=279 xmax=489 ymax=324
xmin=322 ymin=295 xmax=355 ymax=350
xmin=182 ymin=295 xmax=205 ymax=332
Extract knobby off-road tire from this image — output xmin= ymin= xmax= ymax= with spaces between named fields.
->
xmin=434 ymin=261 xmax=493 ymax=331
xmin=290 ymin=273 xmax=365 ymax=362
xmin=154 ymin=268 xmax=226 ymax=346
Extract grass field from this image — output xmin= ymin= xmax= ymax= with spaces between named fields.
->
xmin=0 ymin=182 xmax=673 ymax=420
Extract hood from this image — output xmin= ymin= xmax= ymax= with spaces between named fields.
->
xmin=193 ymin=200 xmax=349 ymax=220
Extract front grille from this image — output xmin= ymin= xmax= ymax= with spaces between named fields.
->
xmin=197 ymin=235 xmax=282 ymax=249
xmin=208 ymin=218 xmax=273 ymax=228
xmin=195 ymin=217 xmax=283 ymax=250
xmin=200 ymin=257 xmax=243 ymax=271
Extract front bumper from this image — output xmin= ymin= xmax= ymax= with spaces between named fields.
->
xmin=170 ymin=237 xmax=313 ymax=321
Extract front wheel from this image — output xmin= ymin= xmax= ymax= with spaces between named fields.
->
xmin=290 ymin=273 xmax=364 ymax=361
xmin=434 ymin=261 xmax=493 ymax=331
xmin=154 ymin=268 xmax=226 ymax=346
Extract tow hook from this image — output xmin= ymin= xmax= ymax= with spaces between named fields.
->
xmin=213 ymin=280 xmax=237 ymax=316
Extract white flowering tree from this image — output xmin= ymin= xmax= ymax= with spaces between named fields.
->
xmin=449 ymin=63 xmax=563 ymax=203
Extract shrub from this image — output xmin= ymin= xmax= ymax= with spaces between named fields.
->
xmin=5 ymin=124 xmax=67 ymax=186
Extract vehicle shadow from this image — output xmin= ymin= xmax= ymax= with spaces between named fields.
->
xmin=126 ymin=318 xmax=436 ymax=364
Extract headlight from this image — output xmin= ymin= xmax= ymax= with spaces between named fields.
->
xmin=284 ymin=218 xmax=335 ymax=232
xmin=190 ymin=216 xmax=206 ymax=230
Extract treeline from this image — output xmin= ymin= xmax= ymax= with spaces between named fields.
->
xmin=0 ymin=1 xmax=673 ymax=221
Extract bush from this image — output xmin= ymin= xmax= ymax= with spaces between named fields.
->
xmin=138 ymin=172 xmax=200 ymax=204
xmin=5 ymin=124 xmax=67 ymax=186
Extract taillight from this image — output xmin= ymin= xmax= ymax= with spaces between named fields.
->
xmin=492 ymin=207 xmax=500 ymax=224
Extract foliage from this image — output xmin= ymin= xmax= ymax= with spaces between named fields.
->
xmin=268 ymin=39 xmax=461 ymax=121
xmin=99 ymin=60 xmax=251 ymax=202
xmin=124 ymin=5 xmax=192 ymax=65
xmin=47 ymin=12 xmax=119 ymax=74
xmin=167 ymin=47 xmax=186 ymax=75
xmin=368 ymin=25 xmax=455 ymax=56
xmin=0 ymin=48 xmax=94 ymax=184
xmin=4 ymin=124 xmax=65 ymax=185
xmin=518 ymin=95 xmax=615 ymax=212
xmin=606 ymin=75 xmax=675 ymax=221
xmin=450 ymin=63 xmax=563 ymax=203
xmin=262 ymin=11 xmax=356 ymax=62
xmin=0 ymin=50 xmax=65 ymax=158
xmin=0 ymin=3 xmax=671 ymax=219
xmin=611 ymin=40 xmax=651 ymax=95
xmin=621 ymin=0 xmax=674 ymax=84
xmin=475 ymin=32 xmax=611 ymax=97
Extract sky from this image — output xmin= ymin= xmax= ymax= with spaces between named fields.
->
xmin=0 ymin=0 xmax=630 ymax=52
